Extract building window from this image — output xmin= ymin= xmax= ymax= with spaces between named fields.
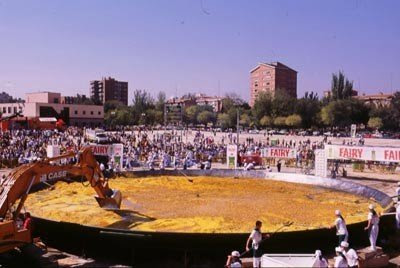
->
xmin=2 ymin=107 xmax=6 ymax=113
xmin=7 ymin=107 xmax=11 ymax=113
xmin=54 ymin=98 xmax=59 ymax=103
xmin=90 ymin=111 xmax=93 ymax=115
xmin=83 ymin=111 xmax=86 ymax=115
xmin=74 ymin=110 xmax=78 ymax=115
xmin=13 ymin=107 xmax=17 ymax=113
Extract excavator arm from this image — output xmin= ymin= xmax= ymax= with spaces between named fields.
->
xmin=0 ymin=147 xmax=122 ymax=221
xmin=0 ymin=147 xmax=122 ymax=253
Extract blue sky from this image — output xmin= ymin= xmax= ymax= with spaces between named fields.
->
xmin=0 ymin=0 xmax=399 ymax=102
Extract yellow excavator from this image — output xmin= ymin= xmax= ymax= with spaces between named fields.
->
xmin=0 ymin=147 xmax=122 ymax=253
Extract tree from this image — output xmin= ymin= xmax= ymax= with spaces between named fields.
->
xmin=259 ymin=115 xmax=273 ymax=128
xmin=295 ymin=91 xmax=321 ymax=128
xmin=104 ymin=100 xmax=124 ymax=113
xmin=368 ymin=117 xmax=383 ymax=130
xmin=330 ymin=71 xmax=354 ymax=101
xmin=273 ymin=116 xmax=287 ymax=127
xmin=320 ymin=103 xmax=335 ymax=126
xmin=131 ymin=89 xmax=154 ymax=123
xmin=197 ymin=110 xmax=215 ymax=127
xmin=217 ymin=113 xmax=231 ymax=130
xmin=221 ymin=93 xmax=245 ymax=113
xmin=155 ymin=91 xmax=166 ymax=112
xmin=184 ymin=106 xmax=200 ymax=125
xmin=271 ymin=90 xmax=296 ymax=117
xmin=320 ymin=99 xmax=369 ymax=127
xmin=0 ymin=92 xmax=24 ymax=103
xmin=104 ymin=106 xmax=133 ymax=128
xmin=369 ymin=104 xmax=397 ymax=130
xmin=285 ymin=114 xmax=302 ymax=128
xmin=252 ymin=92 xmax=273 ymax=120
xmin=239 ymin=114 xmax=251 ymax=128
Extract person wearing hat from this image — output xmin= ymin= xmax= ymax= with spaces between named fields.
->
xmin=364 ymin=204 xmax=380 ymax=251
xmin=225 ymin=250 xmax=242 ymax=268
xmin=330 ymin=210 xmax=348 ymax=245
xmin=340 ymin=241 xmax=359 ymax=268
xmin=334 ymin=247 xmax=348 ymax=268
xmin=313 ymin=249 xmax=328 ymax=268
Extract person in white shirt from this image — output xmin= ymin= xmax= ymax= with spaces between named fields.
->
xmin=330 ymin=210 xmax=348 ymax=245
xmin=340 ymin=241 xmax=359 ymax=268
xmin=364 ymin=204 xmax=380 ymax=251
xmin=245 ymin=221 xmax=269 ymax=268
xmin=99 ymin=162 xmax=105 ymax=172
xmin=334 ymin=247 xmax=348 ymax=268
xmin=313 ymin=249 xmax=328 ymax=268
xmin=225 ymin=250 xmax=242 ymax=268
xmin=245 ymin=162 xmax=255 ymax=171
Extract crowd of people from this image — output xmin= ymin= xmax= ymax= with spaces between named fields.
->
xmin=0 ymin=126 xmax=399 ymax=267
xmin=0 ymin=127 xmax=331 ymax=172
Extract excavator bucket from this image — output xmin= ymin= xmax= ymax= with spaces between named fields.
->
xmin=95 ymin=189 xmax=122 ymax=209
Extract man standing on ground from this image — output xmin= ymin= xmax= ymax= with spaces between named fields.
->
xmin=245 ymin=220 xmax=269 ymax=268
xmin=276 ymin=160 xmax=282 ymax=172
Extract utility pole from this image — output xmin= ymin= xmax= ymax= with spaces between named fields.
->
xmin=163 ymin=103 xmax=167 ymax=150
xmin=236 ymin=109 xmax=239 ymax=145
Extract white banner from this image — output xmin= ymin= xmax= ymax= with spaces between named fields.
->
xmin=226 ymin=144 xmax=238 ymax=169
xmin=325 ymin=144 xmax=400 ymax=163
xmin=111 ymin=143 xmax=124 ymax=170
xmin=314 ymin=149 xmax=327 ymax=177
xmin=261 ymin=147 xmax=297 ymax=159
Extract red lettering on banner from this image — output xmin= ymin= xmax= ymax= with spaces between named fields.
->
xmin=385 ymin=150 xmax=400 ymax=161
xmin=91 ymin=146 xmax=109 ymax=155
xmin=270 ymin=148 xmax=290 ymax=158
xmin=339 ymin=147 xmax=363 ymax=159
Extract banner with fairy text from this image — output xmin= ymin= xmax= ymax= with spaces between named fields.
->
xmin=261 ymin=147 xmax=297 ymax=159
xmin=87 ymin=144 xmax=124 ymax=169
xmin=325 ymin=144 xmax=400 ymax=163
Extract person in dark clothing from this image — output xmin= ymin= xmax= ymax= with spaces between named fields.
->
xmin=277 ymin=160 xmax=282 ymax=172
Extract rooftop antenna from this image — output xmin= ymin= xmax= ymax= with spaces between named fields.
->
xmin=390 ymin=73 xmax=393 ymax=94
xmin=218 ymin=79 xmax=221 ymax=97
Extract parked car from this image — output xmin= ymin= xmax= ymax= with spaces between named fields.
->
xmin=298 ymin=131 xmax=307 ymax=136
xmin=312 ymin=131 xmax=321 ymax=136
xmin=278 ymin=129 xmax=288 ymax=135
xmin=372 ymin=131 xmax=383 ymax=138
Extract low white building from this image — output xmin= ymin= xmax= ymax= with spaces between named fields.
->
xmin=0 ymin=92 xmax=104 ymax=127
